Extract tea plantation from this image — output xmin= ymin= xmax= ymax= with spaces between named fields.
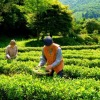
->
xmin=0 ymin=45 xmax=100 ymax=100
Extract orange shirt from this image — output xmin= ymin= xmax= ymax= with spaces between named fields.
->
xmin=43 ymin=43 xmax=64 ymax=73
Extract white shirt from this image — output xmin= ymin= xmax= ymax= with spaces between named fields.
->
xmin=6 ymin=45 xmax=18 ymax=58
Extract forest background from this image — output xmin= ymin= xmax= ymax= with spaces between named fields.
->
xmin=0 ymin=0 xmax=100 ymax=47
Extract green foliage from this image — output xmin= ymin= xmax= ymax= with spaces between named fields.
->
xmin=64 ymin=65 xmax=100 ymax=79
xmin=0 ymin=74 xmax=100 ymax=100
xmin=0 ymin=0 xmax=100 ymax=39
xmin=79 ymin=34 xmax=98 ymax=45
xmin=1 ymin=44 xmax=100 ymax=99
xmin=34 ymin=4 xmax=73 ymax=37
xmin=83 ymin=10 xmax=100 ymax=19
xmin=24 ymin=0 xmax=73 ymax=37
xmin=83 ymin=19 xmax=100 ymax=34
xmin=0 ymin=0 xmax=28 ymax=37
xmin=73 ymin=22 xmax=83 ymax=34
xmin=60 ymin=0 xmax=100 ymax=20
xmin=25 ymin=0 xmax=53 ymax=13
xmin=72 ymin=19 xmax=100 ymax=44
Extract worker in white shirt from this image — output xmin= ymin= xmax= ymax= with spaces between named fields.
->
xmin=5 ymin=39 xmax=18 ymax=60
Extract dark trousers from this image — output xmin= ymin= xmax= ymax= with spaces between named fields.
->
xmin=47 ymin=70 xmax=63 ymax=77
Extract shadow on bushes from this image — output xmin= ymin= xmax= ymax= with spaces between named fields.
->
xmin=53 ymin=36 xmax=84 ymax=46
xmin=1 ymin=35 xmax=98 ymax=48
xmin=25 ymin=36 xmax=84 ymax=47
xmin=25 ymin=40 xmax=44 ymax=47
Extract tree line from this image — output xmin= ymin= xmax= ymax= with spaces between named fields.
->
xmin=0 ymin=0 xmax=100 ymax=40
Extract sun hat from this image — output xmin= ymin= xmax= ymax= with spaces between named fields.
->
xmin=10 ymin=39 xmax=16 ymax=45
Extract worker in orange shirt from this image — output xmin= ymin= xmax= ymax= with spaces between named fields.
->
xmin=38 ymin=36 xmax=64 ymax=77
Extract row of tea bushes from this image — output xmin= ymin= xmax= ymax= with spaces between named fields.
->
xmin=18 ymin=47 xmax=42 ymax=52
xmin=62 ymin=45 xmax=100 ymax=50
xmin=1 ymin=45 xmax=100 ymax=99
xmin=1 ymin=46 xmax=100 ymax=60
xmin=64 ymin=58 xmax=100 ymax=68
xmin=1 ymin=44 xmax=100 ymax=53
xmin=1 ymin=59 xmax=100 ymax=79
xmin=0 ymin=60 xmax=37 ymax=75
xmin=64 ymin=65 xmax=100 ymax=80
xmin=63 ymin=49 xmax=100 ymax=60
xmin=2 ymin=49 xmax=100 ymax=68
xmin=0 ymin=74 xmax=100 ymax=100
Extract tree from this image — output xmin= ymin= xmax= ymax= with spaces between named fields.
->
xmin=83 ymin=19 xmax=100 ymax=34
xmin=25 ymin=0 xmax=73 ymax=38
xmin=0 ymin=0 xmax=28 ymax=37
xmin=82 ymin=10 xmax=100 ymax=19
xmin=25 ymin=0 xmax=60 ymax=39
xmin=25 ymin=0 xmax=58 ymax=13
xmin=34 ymin=4 xmax=73 ymax=37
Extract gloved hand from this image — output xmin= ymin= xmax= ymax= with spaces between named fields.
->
xmin=6 ymin=54 xmax=11 ymax=59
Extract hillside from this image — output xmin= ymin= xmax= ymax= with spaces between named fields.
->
xmin=59 ymin=0 xmax=100 ymax=20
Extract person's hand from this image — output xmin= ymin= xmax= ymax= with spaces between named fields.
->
xmin=46 ymin=65 xmax=52 ymax=71
xmin=15 ymin=54 xmax=17 ymax=57
xmin=6 ymin=54 xmax=11 ymax=59
xmin=37 ymin=65 xmax=42 ymax=68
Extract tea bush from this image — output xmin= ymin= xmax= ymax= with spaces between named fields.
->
xmin=0 ymin=45 xmax=100 ymax=99
xmin=0 ymin=74 xmax=100 ymax=100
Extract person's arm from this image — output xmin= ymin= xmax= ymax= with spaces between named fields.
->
xmin=51 ymin=47 xmax=62 ymax=68
xmin=5 ymin=46 xmax=11 ymax=59
xmin=38 ymin=49 xmax=47 ymax=67
xmin=5 ymin=46 xmax=9 ymax=55
xmin=16 ymin=45 xmax=18 ymax=56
